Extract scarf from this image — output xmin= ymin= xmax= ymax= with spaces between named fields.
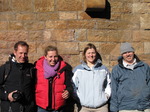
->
xmin=43 ymin=59 xmax=60 ymax=79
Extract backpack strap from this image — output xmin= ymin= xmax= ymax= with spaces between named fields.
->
xmin=3 ymin=61 xmax=12 ymax=83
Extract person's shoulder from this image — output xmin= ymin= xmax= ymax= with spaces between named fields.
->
xmin=111 ymin=64 xmax=120 ymax=72
xmin=73 ymin=64 xmax=83 ymax=73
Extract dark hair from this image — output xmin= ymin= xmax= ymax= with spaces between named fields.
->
xmin=14 ymin=41 xmax=29 ymax=51
xmin=83 ymin=43 xmax=100 ymax=63
xmin=44 ymin=45 xmax=58 ymax=56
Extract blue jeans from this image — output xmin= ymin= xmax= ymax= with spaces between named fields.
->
xmin=37 ymin=106 xmax=64 ymax=112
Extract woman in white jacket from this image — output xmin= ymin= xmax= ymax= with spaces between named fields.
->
xmin=72 ymin=43 xmax=111 ymax=112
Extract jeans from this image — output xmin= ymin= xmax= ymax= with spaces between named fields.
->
xmin=37 ymin=106 xmax=64 ymax=112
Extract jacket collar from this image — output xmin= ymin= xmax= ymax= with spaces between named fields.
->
xmin=81 ymin=59 xmax=102 ymax=70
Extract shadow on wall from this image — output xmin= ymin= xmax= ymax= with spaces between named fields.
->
xmin=85 ymin=0 xmax=111 ymax=19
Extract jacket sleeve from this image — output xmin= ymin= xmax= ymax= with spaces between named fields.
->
xmin=64 ymin=64 xmax=73 ymax=95
xmin=104 ymin=70 xmax=111 ymax=98
xmin=0 ymin=64 xmax=9 ymax=100
xmin=110 ymin=67 xmax=119 ymax=112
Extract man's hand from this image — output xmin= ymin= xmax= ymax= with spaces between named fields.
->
xmin=8 ymin=90 xmax=17 ymax=102
xmin=62 ymin=90 xmax=70 ymax=99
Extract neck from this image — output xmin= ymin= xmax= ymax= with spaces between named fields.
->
xmin=123 ymin=59 xmax=134 ymax=65
xmin=87 ymin=62 xmax=95 ymax=68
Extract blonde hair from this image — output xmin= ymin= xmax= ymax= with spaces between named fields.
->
xmin=44 ymin=45 xmax=58 ymax=56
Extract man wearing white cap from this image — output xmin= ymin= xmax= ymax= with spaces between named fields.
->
xmin=110 ymin=42 xmax=150 ymax=112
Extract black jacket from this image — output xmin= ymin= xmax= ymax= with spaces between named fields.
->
xmin=0 ymin=55 xmax=36 ymax=112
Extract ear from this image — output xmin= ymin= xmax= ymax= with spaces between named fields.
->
xmin=13 ymin=50 xmax=16 ymax=56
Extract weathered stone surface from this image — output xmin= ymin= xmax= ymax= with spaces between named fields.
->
xmin=0 ymin=13 xmax=15 ymax=21
xmin=140 ymin=14 xmax=150 ymax=29
xmin=16 ymin=13 xmax=36 ymax=20
xmin=133 ymin=3 xmax=150 ymax=13
xmin=46 ymin=20 xmax=67 ymax=29
xmin=68 ymin=55 xmax=81 ymax=68
xmin=67 ymin=20 xmax=95 ymax=29
xmin=111 ymin=2 xmax=132 ymax=13
xmin=87 ymin=30 xmax=108 ymax=42
xmin=24 ymin=21 xmax=45 ymax=30
xmin=28 ymin=31 xmax=44 ymax=41
xmin=75 ymin=29 xmax=87 ymax=41
xmin=37 ymin=12 xmax=59 ymax=20
xmin=56 ymin=0 xmax=83 ymax=11
xmin=132 ymin=42 xmax=144 ymax=54
xmin=34 ymin=0 xmax=54 ymax=12
xmin=12 ymin=0 xmax=33 ymax=11
xmin=0 ymin=31 xmax=28 ymax=41
xmin=59 ymin=12 xmax=77 ymax=20
xmin=78 ymin=12 xmax=92 ymax=19
xmin=0 ymin=21 xmax=8 ymax=30
xmin=99 ymin=43 xmax=120 ymax=55
xmin=133 ymin=31 xmax=150 ymax=42
xmin=8 ymin=21 xmax=24 ymax=30
xmin=57 ymin=42 xmax=79 ymax=55
xmin=144 ymin=42 xmax=150 ymax=54
xmin=0 ymin=0 xmax=12 ymax=12
xmin=50 ymin=30 xmax=75 ymax=41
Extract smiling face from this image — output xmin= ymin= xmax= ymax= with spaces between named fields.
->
xmin=85 ymin=48 xmax=97 ymax=65
xmin=122 ymin=51 xmax=134 ymax=64
xmin=14 ymin=45 xmax=28 ymax=63
xmin=45 ymin=50 xmax=59 ymax=66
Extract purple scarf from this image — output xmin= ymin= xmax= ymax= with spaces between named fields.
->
xmin=43 ymin=59 xmax=60 ymax=79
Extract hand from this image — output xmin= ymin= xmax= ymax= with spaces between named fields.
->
xmin=62 ymin=90 xmax=70 ymax=99
xmin=8 ymin=90 xmax=17 ymax=102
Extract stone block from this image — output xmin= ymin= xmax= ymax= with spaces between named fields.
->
xmin=50 ymin=30 xmax=75 ymax=41
xmin=68 ymin=55 xmax=81 ymax=68
xmin=108 ymin=30 xmax=132 ymax=42
xmin=78 ymin=11 xmax=92 ymax=19
xmin=34 ymin=0 xmax=54 ymax=12
xmin=144 ymin=42 xmax=150 ymax=54
xmin=133 ymin=3 xmax=150 ymax=13
xmin=132 ymin=42 xmax=144 ymax=55
xmin=0 ymin=14 xmax=15 ymax=21
xmin=67 ymin=20 xmax=95 ymax=29
xmin=59 ymin=12 xmax=77 ymax=20
xmin=28 ymin=31 xmax=44 ymax=41
xmin=57 ymin=42 xmax=79 ymax=55
xmin=133 ymin=31 xmax=150 ymax=42
xmin=99 ymin=43 xmax=120 ymax=55
xmin=0 ymin=0 xmax=11 ymax=12
xmin=0 ymin=21 xmax=8 ymax=30
xmin=16 ymin=13 xmax=36 ymax=20
xmin=101 ymin=55 xmax=110 ymax=68
xmin=111 ymin=2 xmax=132 ymax=13
xmin=12 ymin=0 xmax=33 ymax=11
xmin=24 ymin=21 xmax=45 ymax=30
xmin=140 ymin=14 xmax=150 ymax=29
xmin=87 ymin=30 xmax=108 ymax=42
xmin=46 ymin=20 xmax=67 ymax=29
xmin=0 ymin=41 xmax=8 ymax=49
xmin=0 ymin=31 xmax=27 ymax=41
xmin=8 ymin=21 xmax=24 ymax=30
xmin=56 ymin=0 xmax=83 ymax=11
xmin=37 ymin=12 xmax=59 ymax=20
xmin=75 ymin=29 xmax=87 ymax=41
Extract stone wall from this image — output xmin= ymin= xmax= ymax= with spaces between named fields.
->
xmin=0 ymin=0 xmax=150 ymax=70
